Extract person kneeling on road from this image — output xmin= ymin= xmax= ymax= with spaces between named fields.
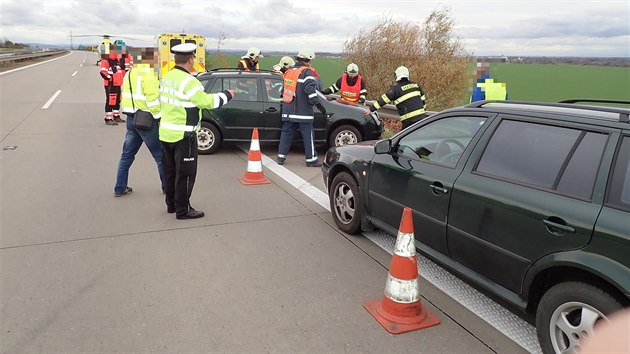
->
xmin=159 ymin=43 xmax=236 ymax=220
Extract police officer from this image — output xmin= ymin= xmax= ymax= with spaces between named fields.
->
xmin=276 ymin=48 xmax=327 ymax=167
xmin=159 ymin=43 xmax=236 ymax=220
xmin=237 ymin=47 xmax=263 ymax=71
xmin=364 ymin=66 xmax=427 ymax=130
xmin=322 ymin=63 xmax=367 ymax=104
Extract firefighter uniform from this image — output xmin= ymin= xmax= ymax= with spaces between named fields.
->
xmin=99 ymin=54 xmax=125 ymax=125
xmin=368 ymin=66 xmax=427 ymax=130
xmin=159 ymin=43 xmax=234 ymax=219
xmin=237 ymin=47 xmax=263 ymax=71
xmin=277 ymin=49 xmax=327 ymax=167
xmin=322 ymin=63 xmax=367 ymax=104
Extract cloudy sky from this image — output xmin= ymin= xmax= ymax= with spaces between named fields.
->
xmin=2 ymin=0 xmax=629 ymax=57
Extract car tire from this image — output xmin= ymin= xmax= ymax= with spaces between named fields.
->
xmin=329 ymin=172 xmax=362 ymax=234
xmin=329 ymin=125 xmax=362 ymax=147
xmin=197 ymin=121 xmax=222 ymax=155
xmin=536 ymin=281 xmax=623 ymax=354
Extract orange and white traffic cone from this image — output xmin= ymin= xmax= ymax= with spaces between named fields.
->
xmin=239 ymin=128 xmax=271 ymax=185
xmin=364 ymin=207 xmax=440 ymax=334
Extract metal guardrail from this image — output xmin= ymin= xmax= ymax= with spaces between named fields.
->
xmin=0 ymin=50 xmax=66 ymax=64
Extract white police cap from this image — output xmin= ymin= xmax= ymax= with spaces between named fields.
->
xmin=171 ymin=43 xmax=197 ymax=55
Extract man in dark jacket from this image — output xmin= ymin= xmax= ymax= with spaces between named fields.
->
xmin=364 ymin=66 xmax=427 ymax=130
xmin=276 ymin=48 xmax=327 ymax=167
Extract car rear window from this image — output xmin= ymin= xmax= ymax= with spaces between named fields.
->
xmin=475 ymin=120 xmax=608 ymax=200
xmin=607 ymin=136 xmax=630 ymax=210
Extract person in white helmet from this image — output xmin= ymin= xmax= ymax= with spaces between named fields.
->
xmin=322 ymin=63 xmax=367 ymax=104
xmin=237 ymin=47 xmax=263 ymax=71
xmin=277 ymin=48 xmax=327 ymax=167
xmin=364 ymin=65 xmax=427 ymax=130
xmin=274 ymin=56 xmax=295 ymax=74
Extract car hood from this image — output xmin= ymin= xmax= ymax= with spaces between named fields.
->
xmin=325 ymin=140 xmax=378 ymax=166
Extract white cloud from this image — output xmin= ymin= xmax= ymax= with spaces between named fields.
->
xmin=1 ymin=0 xmax=628 ymax=56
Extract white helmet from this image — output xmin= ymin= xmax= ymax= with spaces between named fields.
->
xmin=296 ymin=48 xmax=315 ymax=60
xmin=279 ymin=56 xmax=295 ymax=69
xmin=246 ymin=47 xmax=263 ymax=59
xmin=395 ymin=66 xmax=409 ymax=81
xmin=346 ymin=63 xmax=359 ymax=74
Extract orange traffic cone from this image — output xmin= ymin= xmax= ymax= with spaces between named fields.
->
xmin=239 ymin=128 xmax=271 ymax=185
xmin=364 ymin=207 xmax=440 ymax=334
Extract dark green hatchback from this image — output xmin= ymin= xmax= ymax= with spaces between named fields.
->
xmin=322 ymin=100 xmax=630 ymax=354
xmin=195 ymin=69 xmax=383 ymax=154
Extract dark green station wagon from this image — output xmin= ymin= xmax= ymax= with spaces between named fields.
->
xmin=195 ymin=69 xmax=383 ymax=154
xmin=322 ymin=100 xmax=630 ymax=354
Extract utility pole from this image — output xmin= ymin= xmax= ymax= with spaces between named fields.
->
xmin=70 ymin=31 xmax=73 ymax=50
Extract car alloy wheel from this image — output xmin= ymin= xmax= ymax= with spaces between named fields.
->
xmin=330 ymin=125 xmax=361 ymax=147
xmin=329 ymin=172 xmax=362 ymax=234
xmin=197 ymin=122 xmax=222 ymax=155
xmin=536 ymin=281 xmax=622 ymax=354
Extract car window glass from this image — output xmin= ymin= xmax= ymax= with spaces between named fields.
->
xmin=223 ymin=78 xmax=258 ymax=102
xmin=476 ymin=120 xmax=607 ymax=198
xmin=557 ymin=132 xmax=608 ymax=199
xmin=264 ymin=78 xmax=283 ymax=102
xmin=607 ymin=136 xmax=630 ymax=210
xmin=207 ymin=78 xmax=222 ymax=93
xmin=396 ymin=116 xmax=487 ymax=166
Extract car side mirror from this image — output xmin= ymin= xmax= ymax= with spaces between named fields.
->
xmin=374 ymin=139 xmax=392 ymax=154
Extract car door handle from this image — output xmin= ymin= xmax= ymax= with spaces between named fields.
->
xmin=265 ymin=107 xmax=278 ymax=112
xmin=430 ymin=183 xmax=449 ymax=195
xmin=543 ymin=219 xmax=576 ymax=235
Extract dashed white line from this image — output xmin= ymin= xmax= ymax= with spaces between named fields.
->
xmin=42 ymin=90 xmax=62 ymax=109
xmin=72 ymin=71 xmax=78 ymax=76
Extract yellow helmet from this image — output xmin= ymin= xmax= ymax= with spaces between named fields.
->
xmin=296 ymin=48 xmax=315 ymax=60
xmin=279 ymin=56 xmax=295 ymax=69
xmin=346 ymin=63 xmax=359 ymax=74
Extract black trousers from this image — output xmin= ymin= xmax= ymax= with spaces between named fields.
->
xmin=161 ymin=133 xmax=198 ymax=216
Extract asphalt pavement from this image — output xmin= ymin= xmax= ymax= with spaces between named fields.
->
xmin=0 ymin=51 xmax=528 ymax=353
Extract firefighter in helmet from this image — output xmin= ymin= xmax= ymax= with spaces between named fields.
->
xmin=322 ymin=63 xmax=367 ymax=104
xmin=237 ymin=47 xmax=263 ymax=71
xmin=364 ymin=66 xmax=427 ymax=130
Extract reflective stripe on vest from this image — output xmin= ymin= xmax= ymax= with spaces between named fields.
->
xmin=393 ymin=91 xmax=425 ymax=105
xmin=238 ymin=59 xmax=260 ymax=71
xmin=160 ymin=121 xmax=198 ymax=132
xmin=340 ymin=73 xmax=362 ymax=102
xmin=282 ymin=66 xmax=309 ymax=104
xmin=400 ymin=107 xmax=426 ymax=120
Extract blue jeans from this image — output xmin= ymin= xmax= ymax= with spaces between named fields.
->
xmin=277 ymin=121 xmax=317 ymax=162
xmin=114 ymin=114 xmax=165 ymax=194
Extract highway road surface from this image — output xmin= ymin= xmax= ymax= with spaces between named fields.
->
xmin=1 ymin=51 xmax=536 ymax=353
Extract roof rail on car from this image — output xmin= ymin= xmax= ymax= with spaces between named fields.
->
xmin=208 ymin=68 xmax=281 ymax=75
xmin=467 ymin=100 xmax=630 ymax=123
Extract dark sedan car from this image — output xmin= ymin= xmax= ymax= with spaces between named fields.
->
xmin=194 ymin=69 xmax=383 ymax=154
xmin=322 ymin=100 xmax=630 ymax=354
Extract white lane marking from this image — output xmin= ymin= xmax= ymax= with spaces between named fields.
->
xmin=255 ymin=148 xmax=541 ymax=353
xmin=0 ymin=52 xmax=72 ymax=76
xmin=42 ymin=90 xmax=62 ymax=109
xmin=80 ymin=64 xmax=83 ymax=67
xmin=72 ymin=71 xmax=78 ymax=76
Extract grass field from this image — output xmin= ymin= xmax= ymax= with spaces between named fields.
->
xmin=208 ymin=55 xmax=630 ymax=104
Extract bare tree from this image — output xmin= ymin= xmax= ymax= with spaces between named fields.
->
xmin=209 ymin=30 xmax=229 ymax=69
xmin=344 ymin=8 xmax=470 ymax=112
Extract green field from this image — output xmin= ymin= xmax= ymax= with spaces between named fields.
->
xmin=208 ymin=55 xmax=630 ymax=104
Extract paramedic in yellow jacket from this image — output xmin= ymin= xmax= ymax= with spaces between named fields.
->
xmin=159 ymin=43 xmax=236 ymax=220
